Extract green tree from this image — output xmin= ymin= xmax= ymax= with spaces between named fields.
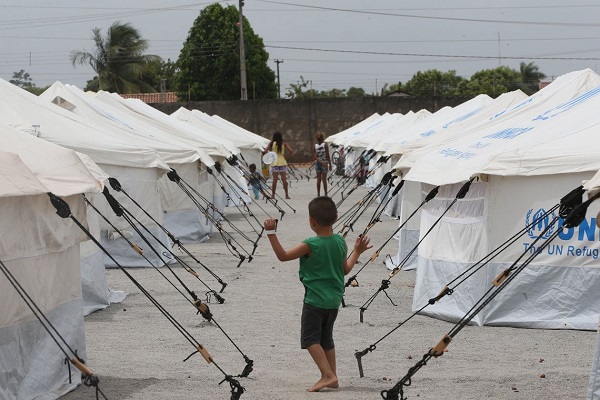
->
xmin=9 ymin=69 xmax=49 ymax=95
xmin=403 ymin=69 xmax=467 ymax=96
xmin=346 ymin=87 xmax=366 ymax=98
xmin=9 ymin=69 xmax=33 ymax=89
xmin=175 ymin=3 xmax=277 ymax=101
xmin=70 ymin=21 xmax=161 ymax=93
xmin=141 ymin=58 xmax=178 ymax=92
xmin=285 ymin=76 xmax=311 ymax=99
xmin=518 ymin=62 xmax=546 ymax=95
xmin=465 ymin=66 xmax=521 ymax=95
xmin=320 ymin=88 xmax=346 ymax=98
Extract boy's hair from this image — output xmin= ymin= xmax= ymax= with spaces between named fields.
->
xmin=315 ymin=132 xmax=325 ymax=143
xmin=249 ymin=163 xmax=256 ymax=171
xmin=308 ymin=196 xmax=337 ymax=226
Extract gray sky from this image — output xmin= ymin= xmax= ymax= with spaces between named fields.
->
xmin=1 ymin=0 xmax=599 ymax=96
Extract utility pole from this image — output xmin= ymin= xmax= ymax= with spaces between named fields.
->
xmin=497 ymin=32 xmax=501 ymax=66
xmin=274 ymin=59 xmax=283 ymax=99
xmin=238 ymin=0 xmax=248 ymax=100
xmin=160 ymin=79 xmax=166 ymax=103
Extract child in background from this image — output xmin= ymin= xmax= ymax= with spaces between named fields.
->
xmin=313 ymin=132 xmax=332 ymax=196
xmin=263 ymin=196 xmax=371 ymax=392
xmin=248 ymin=163 xmax=262 ymax=200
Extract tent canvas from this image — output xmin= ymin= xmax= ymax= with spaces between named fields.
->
xmin=0 ymin=126 xmax=106 ymax=400
xmin=40 ymin=83 xmax=215 ymax=244
xmin=586 ymin=171 xmax=600 ymax=399
xmin=0 ymin=78 xmax=158 ymax=309
xmin=93 ymin=92 xmax=251 ymax=208
xmin=172 ymin=107 xmax=268 ymax=170
xmin=402 ymin=69 xmax=600 ymax=329
xmin=0 ymin=79 xmax=174 ymax=270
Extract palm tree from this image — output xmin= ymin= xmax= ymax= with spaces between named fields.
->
xmin=70 ymin=22 xmax=161 ymax=93
xmin=519 ymin=62 xmax=547 ymax=95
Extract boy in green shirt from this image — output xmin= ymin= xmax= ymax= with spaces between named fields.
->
xmin=264 ymin=196 xmax=371 ymax=392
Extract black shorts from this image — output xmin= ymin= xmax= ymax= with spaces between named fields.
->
xmin=300 ymin=303 xmax=338 ymax=350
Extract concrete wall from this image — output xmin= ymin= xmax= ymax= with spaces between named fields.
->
xmin=153 ymin=96 xmax=474 ymax=163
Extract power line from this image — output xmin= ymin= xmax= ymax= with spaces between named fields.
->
xmin=266 ymin=44 xmax=600 ymax=61
xmin=255 ymin=0 xmax=600 ymax=27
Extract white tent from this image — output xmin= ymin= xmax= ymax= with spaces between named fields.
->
xmin=0 ymin=125 xmax=107 ymax=400
xmin=325 ymin=113 xmax=390 ymax=174
xmin=325 ymin=112 xmax=382 ymax=145
xmin=93 ymin=92 xmax=251 ymax=208
xmin=0 ymin=78 xmax=172 ymax=309
xmin=172 ymin=107 xmax=269 ymax=169
xmin=586 ymin=170 xmax=600 ymax=400
xmin=0 ymin=79 xmax=176 ymax=275
xmin=341 ymin=95 xmax=493 ymax=269
xmin=40 ymin=82 xmax=216 ymax=245
xmin=380 ymin=91 xmax=530 ymax=269
xmin=401 ymin=69 xmax=600 ymax=329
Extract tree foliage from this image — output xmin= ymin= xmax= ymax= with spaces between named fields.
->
xmin=141 ymin=59 xmax=178 ymax=92
xmin=347 ymin=87 xmax=367 ymax=98
xmin=465 ymin=66 xmax=521 ymax=95
xmin=70 ymin=21 xmax=161 ymax=93
xmin=378 ymin=62 xmax=546 ymax=97
xmin=175 ymin=3 xmax=277 ymax=101
xmin=9 ymin=69 xmax=33 ymax=89
xmin=9 ymin=69 xmax=49 ymax=95
xmin=285 ymin=76 xmax=368 ymax=99
xmin=518 ymin=61 xmax=547 ymax=95
xmin=402 ymin=69 xmax=468 ymax=96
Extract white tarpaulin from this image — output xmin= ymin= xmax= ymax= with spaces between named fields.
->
xmin=0 ymin=126 xmax=106 ymax=400
xmin=0 ymin=79 xmax=138 ymax=311
xmin=583 ymin=171 xmax=600 ymax=400
xmin=93 ymin=92 xmax=251 ymax=208
xmin=402 ymin=69 xmax=600 ymax=329
xmin=172 ymin=107 xmax=268 ymax=170
xmin=40 ymin=82 xmax=214 ymax=245
xmin=371 ymin=94 xmax=504 ymax=270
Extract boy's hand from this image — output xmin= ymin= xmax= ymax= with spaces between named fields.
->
xmin=354 ymin=235 xmax=372 ymax=255
xmin=264 ymin=218 xmax=278 ymax=231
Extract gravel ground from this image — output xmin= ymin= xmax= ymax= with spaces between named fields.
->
xmin=62 ymin=172 xmax=596 ymax=400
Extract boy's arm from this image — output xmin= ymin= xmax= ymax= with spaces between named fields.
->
xmin=264 ymin=218 xmax=310 ymax=261
xmin=267 ymin=235 xmax=310 ymax=262
xmin=343 ymin=235 xmax=372 ymax=275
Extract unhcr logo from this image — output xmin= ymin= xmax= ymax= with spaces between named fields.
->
xmin=526 ymin=208 xmax=555 ymax=239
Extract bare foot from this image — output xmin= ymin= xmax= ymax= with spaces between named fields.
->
xmin=307 ymin=376 xmax=338 ymax=392
xmin=286 ymin=196 xmax=291 ymax=199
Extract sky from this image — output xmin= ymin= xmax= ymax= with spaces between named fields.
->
xmin=1 ymin=1 xmax=599 ymax=97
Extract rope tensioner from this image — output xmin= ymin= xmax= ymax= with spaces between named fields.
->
xmin=48 ymin=193 xmax=248 ymax=397
xmin=0 ymin=253 xmax=108 ymax=399
xmin=380 ymin=186 xmax=600 ymax=400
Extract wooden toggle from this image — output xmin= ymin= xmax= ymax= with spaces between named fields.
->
xmin=492 ymin=269 xmax=511 ymax=286
xmin=429 ymin=334 xmax=451 ymax=357
xmin=195 ymin=300 xmax=210 ymax=315
xmin=130 ymin=244 xmax=143 ymax=255
xmin=370 ymin=250 xmax=380 ymax=262
xmin=432 ymin=285 xmax=449 ymax=303
xmin=71 ymin=357 xmax=93 ymax=377
xmin=197 ymin=344 xmax=213 ymax=363
xmin=388 ymin=267 xmax=400 ymax=278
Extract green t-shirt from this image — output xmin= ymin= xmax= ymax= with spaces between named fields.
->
xmin=299 ymin=234 xmax=347 ymax=309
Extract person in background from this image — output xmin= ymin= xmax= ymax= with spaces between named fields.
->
xmin=263 ymin=197 xmax=372 ymax=392
xmin=247 ymin=163 xmax=262 ymax=200
xmin=265 ymin=131 xmax=293 ymax=199
xmin=313 ymin=132 xmax=332 ymax=196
